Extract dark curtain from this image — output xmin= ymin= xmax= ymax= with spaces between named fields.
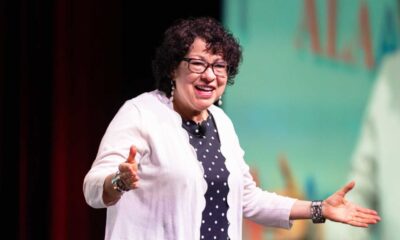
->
xmin=1 ymin=1 xmax=221 ymax=239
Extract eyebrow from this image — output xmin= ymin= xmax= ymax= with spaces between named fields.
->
xmin=186 ymin=56 xmax=226 ymax=63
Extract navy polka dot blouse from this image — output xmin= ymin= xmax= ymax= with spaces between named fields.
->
xmin=182 ymin=113 xmax=231 ymax=240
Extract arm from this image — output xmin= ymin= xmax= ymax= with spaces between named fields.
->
xmin=83 ymin=101 xmax=146 ymax=208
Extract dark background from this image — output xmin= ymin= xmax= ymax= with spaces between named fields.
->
xmin=1 ymin=0 xmax=222 ymax=239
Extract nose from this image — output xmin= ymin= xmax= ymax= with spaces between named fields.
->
xmin=202 ymin=66 xmax=216 ymax=82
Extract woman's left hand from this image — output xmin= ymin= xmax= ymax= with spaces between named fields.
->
xmin=323 ymin=181 xmax=381 ymax=227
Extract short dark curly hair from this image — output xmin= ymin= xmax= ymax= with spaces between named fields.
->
xmin=152 ymin=16 xmax=242 ymax=97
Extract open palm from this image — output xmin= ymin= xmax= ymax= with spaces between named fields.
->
xmin=323 ymin=181 xmax=380 ymax=227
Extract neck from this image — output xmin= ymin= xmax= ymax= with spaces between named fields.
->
xmin=182 ymin=110 xmax=208 ymax=124
xmin=173 ymin=102 xmax=208 ymax=124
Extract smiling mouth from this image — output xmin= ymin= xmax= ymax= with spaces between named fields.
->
xmin=195 ymin=85 xmax=215 ymax=92
xmin=194 ymin=85 xmax=215 ymax=98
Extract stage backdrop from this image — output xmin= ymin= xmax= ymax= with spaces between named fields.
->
xmin=223 ymin=0 xmax=398 ymax=239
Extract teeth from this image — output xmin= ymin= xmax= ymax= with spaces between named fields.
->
xmin=196 ymin=86 xmax=214 ymax=91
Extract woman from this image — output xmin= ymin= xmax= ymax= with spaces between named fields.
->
xmin=83 ymin=16 xmax=380 ymax=240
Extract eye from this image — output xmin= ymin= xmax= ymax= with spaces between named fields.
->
xmin=214 ymin=63 xmax=227 ymax=69
xmin=190 ymin=60 xmax=207 ymax=67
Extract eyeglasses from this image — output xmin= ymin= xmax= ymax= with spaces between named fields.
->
xmin=182 ymin=58 xmax=229 ymax=77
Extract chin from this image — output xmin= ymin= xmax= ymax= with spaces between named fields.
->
xmin=195 ymin=101 xmax=213 ymax=110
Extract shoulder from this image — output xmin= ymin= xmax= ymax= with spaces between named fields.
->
xmin=209 ymin=105 xmax=230 ymax=121
xmin=209 ymin=105 xmax=236 ymax=131
xmin=123 ymin=90 xmax=170 ymax=111
xmin=125 ymin=90 xmax=166 ymax=105
xmin=110 ymin=90 xmax=171 ymax=121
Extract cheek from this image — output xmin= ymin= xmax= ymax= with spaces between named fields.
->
xmin=173 ymin=64 xmax=191 ymax=81
xmin=175 ymin=75 xmax=197 ymax=94
xmin=217 ymin=78 xmax=228 ymax=88
xmin=217 ymin=81 xmax=227 ymax=95
xmin=176 ymin=76 xmax=195 ymax=90
xmin=175 ymin=68 xmax=196 ymax=84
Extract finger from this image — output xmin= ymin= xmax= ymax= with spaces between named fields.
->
xmin=118 ymin=162 xmax=133 ymax=173
xmin=357 ymin=213 xmax=380 ymax=224
xmin=126 ymin=145 xmax=137 ymax=164
xmin=345 ymin=207 xmax=380 ymax=227
xmin=337 ymin=180 xmax=355 ymax=196
xmin=348 ymin=218 xmax=368 ymax=228
xmin=356 ymin=208 xmax=381 ymax=223
xmin=118 ymin=163 xmax=138 ymax=179
xmin=122 ymin=171 xmax=139 ymax=182
xmin=356 ymin=206 xmax=379 ymax=216
xmin=124 ymin=176 xmax=140 ymax=190
xmin=348 ymin=214 xmax=379 ymax=227
xmin=131 ymin=181 xmax=139 ymax=189
xmin=120 ymin=171 xmax=132 ymax=179
xmin=121 ymin=171 xmax=140 ymax=181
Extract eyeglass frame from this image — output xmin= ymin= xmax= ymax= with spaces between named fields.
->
xmin=182 ymin=57 xmax=230 ymax=77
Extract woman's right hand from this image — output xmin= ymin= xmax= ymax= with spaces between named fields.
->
xmin=118 ymin=145 xmax=140 ymax=190
xmin=103 ymin=145 xmax=139 ymax=205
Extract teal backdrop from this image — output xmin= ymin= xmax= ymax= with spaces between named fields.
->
xmin=223 ymin=0 xmax=399 ymax=202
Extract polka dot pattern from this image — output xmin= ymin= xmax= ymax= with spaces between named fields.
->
xmin=182 ymin=113 xmax=230 ymax=240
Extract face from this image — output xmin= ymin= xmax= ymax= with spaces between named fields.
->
xmin=172 ymin=38 xmax=228 ymax=121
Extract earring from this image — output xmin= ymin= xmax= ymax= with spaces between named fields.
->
xmin=170 ymin=80 xmax=175 ymax=102
xmin=217 ymin=96 xmax=223 ymax=106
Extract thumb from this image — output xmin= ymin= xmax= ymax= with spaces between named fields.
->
xmin=126 ymin=145 xmax=137 ymax=164
xmin=338 ymin=180 xmax=355 ymax=197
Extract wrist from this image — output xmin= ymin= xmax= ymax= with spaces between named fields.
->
xmin=311 ymin=200 xmax=326 ymax=223
xmin=111 ymin=171 xmax=129 ymax=193
xmin=102 ymin=173 xmax=123 ymax=206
